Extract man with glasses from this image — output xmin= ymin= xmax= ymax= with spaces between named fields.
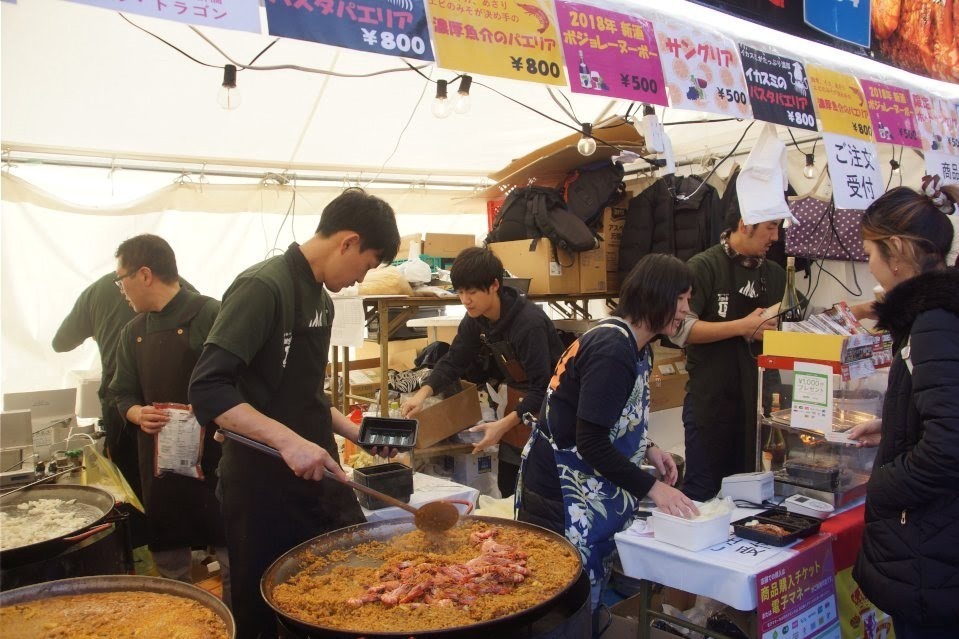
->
xmin=109 ymin=234 xmax=228 ymax=602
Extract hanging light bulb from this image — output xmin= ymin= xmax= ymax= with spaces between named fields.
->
xmin=218 ymin=64 xmax=241 ymax=110
xmin=577 ymin=123 xmax=597 ymax=156
xmin=802 ymin=153 xmax=816 ymax=179
xmin=889 ymin=158 xmax=901 ymax=174
xmin=432 ymin=80 xmax=452 ymax=119
xmin=454 ymin=75 xmax=472 ymax=114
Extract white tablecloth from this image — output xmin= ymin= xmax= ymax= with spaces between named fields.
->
xmin=614 ymin=507 xmax=793 ymax=611
xmin=360 ymin=471 xmax=479 ymax=522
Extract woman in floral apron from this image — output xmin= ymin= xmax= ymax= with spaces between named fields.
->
xmin=516 ymin=254 xmax=700 ymax=617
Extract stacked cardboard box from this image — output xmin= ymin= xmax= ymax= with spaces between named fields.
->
xmin=601 ymin=195 xmax=629 ymax=293
xmin=489 ymin=239 xmax=580 ymax=295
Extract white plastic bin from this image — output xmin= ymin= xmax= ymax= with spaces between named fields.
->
xmin=650 ymin=507 xmax=732 ymax=551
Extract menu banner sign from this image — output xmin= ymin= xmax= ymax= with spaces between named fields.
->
xmin=823 ymin=133 xmax=883 ymax=210
xmin=925 ymin=151 xmax=959 ymax=187
xmin=555 ymin=1 xmax=667 ymax=106
xmin=756 ymin=535 xmax=840 ymax=639
xmin=859 ymin=80 xmax=921 ymax=148
xmin=655 ymin=20 xmax=752 ymax=118
xmin=806 ymin=66 xmax=872 ymax=141
xmin=429 ymin=0 xmax=566 ymax=85
xmin=265 ymin=0 xmax=433 ymax=61
xmin=739 ymin=45 xmax=816 ymax=131
xmin=911 ymin=91 xmax=959 ymax=156
xmin=69 ymin=0 xmax=261 ymax=32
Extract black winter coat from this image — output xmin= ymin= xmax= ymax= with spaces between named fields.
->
xmin=853 ymin=268 xmax=959 ymax=629
xmin=618 ymin=174 xmax=721 ymax=281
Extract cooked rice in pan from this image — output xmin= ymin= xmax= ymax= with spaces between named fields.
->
xmin=271 ymin=521 xmax=581 ymax=632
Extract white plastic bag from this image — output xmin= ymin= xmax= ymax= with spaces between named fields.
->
xmin=396 ymin=240 xmax=432 ymax=285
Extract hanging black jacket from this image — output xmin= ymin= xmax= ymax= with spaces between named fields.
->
xmin=853 ymin=268 xmax=959 ymax=629
xmin=618 ymin=174 xmax=721 ymax=280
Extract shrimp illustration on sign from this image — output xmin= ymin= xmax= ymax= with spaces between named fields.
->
xmin=517 ymin=3 xmax=550 ymax=33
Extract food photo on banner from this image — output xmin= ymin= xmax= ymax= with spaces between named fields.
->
xmin=554 ymin=0 xmax=669 ymax=106
xmin=265 ymin=0 xmax=434 ymax=61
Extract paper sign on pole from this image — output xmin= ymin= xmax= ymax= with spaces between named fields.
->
xmin=806 ymin=66 xmax=873 ymax=141
xmin=555 ymin=1 xmax=668 ymax=106
xmin=67 ymin=0 xmax=261 ymax=33
xmin=654 ymin=20 xmax=753 ymax=118
xmin=859 ymin=81 xmax=921 ymax=148
xmin=925 ymin=151 xmax=959 ymax=186
xmin=265 ymin=0 xmax=433 ymax=61
xmin=739 ymin=45 xmax=816 ymax=131
xmin=430 ymin=0 xmax=566 ymax=85
xmin=911 ymin=91 xmax=959 ymax=156
xmin=791 ymin=362 xmax=833 ymax=433
xmin=823 ymin=133 xmax=883 ymax=210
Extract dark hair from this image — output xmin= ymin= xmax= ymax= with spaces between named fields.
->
xmin=450 ymin=247 xmax=500 ymax=291
xmin=316 ymin=188 xmax=400 ymax=263
xmin=115 ymin=234 xmax=178 ymax=284
xmin=861 ymin=186 xmax=956 ymax=273
xmin=613 ymin=253 xmax=692 ymax=331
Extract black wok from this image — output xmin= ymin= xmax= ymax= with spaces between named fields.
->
xmin=0 ymin=574 xmax=235 ymax=638
xmin=0 ymin=484 xmax=116 ymax=566
xmin=261 ymin=515 xmax=586 ymax=639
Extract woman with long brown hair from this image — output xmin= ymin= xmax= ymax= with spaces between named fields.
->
xmin=850 ymin=178 xmax=959 ymax=638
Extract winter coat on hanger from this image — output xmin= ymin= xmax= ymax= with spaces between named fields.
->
xmin=618 ymin=174 xmax=721 ymax=281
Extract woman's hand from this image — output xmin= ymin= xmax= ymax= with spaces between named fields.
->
xmin=846 ymin=418 xmax=882 ymax=447
xmin=648 ymin=481 xmax=699 ymax=518
xmin=468 ymin=417 xmax=516 ymax=454
xmin=645 ymin=445 xmax=678 ymax=485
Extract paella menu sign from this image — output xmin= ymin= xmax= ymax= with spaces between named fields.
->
xmin=756 ymin=535 xmax=839 ymax=639
xmin=555 ymin=1 xmax=667 ymax=105
xmin=739 ymin=45 xmax=816 ymax=131
xmin=823 ymin=133 xmax=884 ymax=210
xmin=429 ymin=0 xmax=566 ymax=85
xmin=655 ymin=19 xmax=753 ymax=118
xmin=859 ymin=80 xmax=921 ymax=148
xmin=265 ymin=0 xmax=434 ymax=60
xmin=806 ymin=66 xmax=873 ymax=141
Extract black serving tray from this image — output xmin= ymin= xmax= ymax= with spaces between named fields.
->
xmin=783 ymin=459 xmax=841 ymax=490
xmin=732 ymin=508 xmax=822 ymax=547
xmin=357 ymin=416 xmax=418 ymax=451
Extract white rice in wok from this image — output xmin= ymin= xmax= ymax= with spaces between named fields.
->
xmin=0 ymin=498 xmax=101 ymax=551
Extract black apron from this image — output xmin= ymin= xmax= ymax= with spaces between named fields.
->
xmin=686 ymin=259 xmax=773 ymax=492
xmin=132 ymin=296 xmax=225 ymax=551
xmin=219 ymin=250 xmax=365 ymax=639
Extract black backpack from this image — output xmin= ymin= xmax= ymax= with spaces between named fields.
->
xmin=561 ymin=160 xmax=626 ymax=228
xmin=485 ymin=186 xmax=598 ymax=258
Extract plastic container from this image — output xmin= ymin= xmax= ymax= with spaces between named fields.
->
xmin=732 ymin=508 xmax=822 ymax=546
xmin=357 ymin=417 xmax=418 ymax=451
xmin=650 ymin=505 xmax=732 ymax=551
xmin=351 ymin=462 xmax=414 ymax=510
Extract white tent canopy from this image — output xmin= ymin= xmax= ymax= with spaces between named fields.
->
xmin=1 ymin=0 xmax=956 ymax=397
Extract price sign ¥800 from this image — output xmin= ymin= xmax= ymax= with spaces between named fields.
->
xmin=739 ymin=45 xmax=817 ymax=131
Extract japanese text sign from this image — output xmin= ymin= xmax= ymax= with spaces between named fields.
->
xmin=429 ymin=0 xmax=565 ymax=85
xmin=266 ymin=0 xmax=434 ymax=61
xmin=859 ymin=81 xmax=920 ymax=148
xmin=911 ymin=91 xmax=959 ymax=155
xmin=655 ymin=20 xmax=752 ymax=118
xmin=804 ymin=0 xmax=871 ymax=48
xmin=67 ymin=0 xmax=261 ymax=33
xmin=807 ymin=66 xmax=872 ymax=141
xmin=555 ymin=2 xmax=667 ymax=105
xmin=739 ymin=45 xmax=816 ymax=131
xmin=791 ymin=361 xmax=833 ymax=432
xmin=925 ymin=151 xmax=959 ymax=186
xmin=823 ymin=133 xmax=883 ymax=210
xmin=705 ymin=535 xmax=788 ymax=568
xmin=757 ymin=535 xmax=839 ymax=639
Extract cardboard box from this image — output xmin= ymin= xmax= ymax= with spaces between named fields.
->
xmin=398 ymin=233 xmax=422 ymax=257
xmin=489 ymin=239 xmax=580 ymax=295
xmin=423 ymin=233 xmax=476 ymax=258
xmin=578 ymin=243 xmax=608 ymax=293
xmin=448 ymin=449 xmax=497 ymax=494
xmin=415 ymin=381 xmax=482 ymax=449
xmin=650 ymin=354 xmax=688 ymax=412
xmin=601 ymin=198 xmax=628 ymax=273
xmin=606 ymin=270 xmax=620 ymax=294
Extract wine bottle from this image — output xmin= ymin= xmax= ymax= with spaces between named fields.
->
xmin=778 ymin=256 xmax=803 ymax=328
xmin=578 ymin=51 xmax=591 ymax=89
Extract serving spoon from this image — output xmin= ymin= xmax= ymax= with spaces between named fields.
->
xmin=217 ymin=429 xmax=463 ymax=534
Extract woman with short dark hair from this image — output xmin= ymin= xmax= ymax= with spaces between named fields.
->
xmin=516 ymin=253 xmax=699 ymax=616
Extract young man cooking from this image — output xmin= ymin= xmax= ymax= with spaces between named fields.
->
xmin=401 ymin=247 xmax=564 ymax=497
xmin=189 ymin=188 xmax=400 ymax=639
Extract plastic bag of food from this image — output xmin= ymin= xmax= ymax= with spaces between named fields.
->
xmin=153 ymin=402 xmax=205 ymax=480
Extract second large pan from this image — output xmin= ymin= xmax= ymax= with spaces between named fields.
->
xmin=261 ymin=515 xmax=586 ymax=639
